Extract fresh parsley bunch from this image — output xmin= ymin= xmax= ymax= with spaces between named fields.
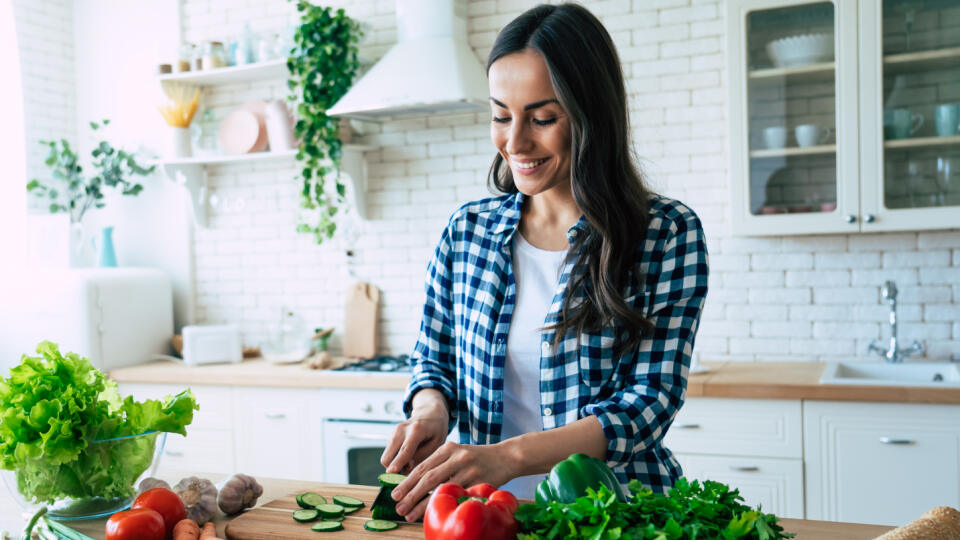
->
xmin=516 ymin=477 xmax=795 ymax=540
xmin=0 ymin=342 xmax=198 ymax=503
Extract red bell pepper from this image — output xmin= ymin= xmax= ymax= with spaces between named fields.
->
xmin=424 ymin=483 xmax=519 ymax=540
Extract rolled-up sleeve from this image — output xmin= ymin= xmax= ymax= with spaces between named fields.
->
xmin=582 ymin=211 xmax=709 ymax=467
xmin=403 ymin=223 xmax=458 ymax=426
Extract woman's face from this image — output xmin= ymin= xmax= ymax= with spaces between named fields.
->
xmin=488 ymin=49 xmax=571 ymax=198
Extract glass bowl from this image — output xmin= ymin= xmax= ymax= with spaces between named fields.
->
xmin=1 ymin=431 xmax=166 ymax=521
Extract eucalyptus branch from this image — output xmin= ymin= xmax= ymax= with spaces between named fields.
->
xmin=26 ymin=119 xmax=156 ymax=223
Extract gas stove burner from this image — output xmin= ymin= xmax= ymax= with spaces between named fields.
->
xmin=338 ymin=354 xmax=412 ymax=373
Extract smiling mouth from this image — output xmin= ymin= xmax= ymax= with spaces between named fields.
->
xmin=513 ymin=158 xmax=549 ymax=169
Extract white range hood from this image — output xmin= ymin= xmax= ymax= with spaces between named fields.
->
xmin=327 ymin=0 xmax=489 ymax=121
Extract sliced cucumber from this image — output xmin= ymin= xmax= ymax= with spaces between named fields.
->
xmin=315 ymin=503 xmax=345 ymax=519
xmin=364 ymin=519 xmax=399 ymax=532
xmin=332 ymin=495 xmax=364 ymax=508
xmin=311 ymin=521 xmax=344 ymax=532
xmin=299 ymin=492 xmax=328 ymax=508
xmin=292 ymin=508 xmax=319 ymax=522
xmin=344 ymin=505 xmax=362 ymax=515
xmin=377 ymin=473 xmax=407 ymax=488
xmin=325 ymin=515 xmax=345 ymax=522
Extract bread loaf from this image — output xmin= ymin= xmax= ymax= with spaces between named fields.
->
xmin=874 ymin=506 xmax=960 ymax=539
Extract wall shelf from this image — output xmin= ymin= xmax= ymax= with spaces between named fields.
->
xmin=158 ymin=59 xmax=288 ymax=86
xmin=155 ymin=145 xmax=374 ymax=226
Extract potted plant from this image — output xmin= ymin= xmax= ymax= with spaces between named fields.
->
xmin=26 ymin=119 xmax=156 ymax=266
xmin=287 ymin=1 xmax=363 ymax=244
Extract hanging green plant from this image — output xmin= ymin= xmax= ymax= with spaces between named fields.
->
xmin=287 ymin=1 xmax=362 ymax=243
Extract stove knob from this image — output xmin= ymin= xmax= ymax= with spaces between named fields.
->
xmin=384 ymin=401 xmax=398 ymax=415
xmin=362 ymin=403 xmax=373 ymax=413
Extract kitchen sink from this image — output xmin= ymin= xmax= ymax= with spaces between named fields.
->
xmin=819 ymin=362 xmax=960 ymax=387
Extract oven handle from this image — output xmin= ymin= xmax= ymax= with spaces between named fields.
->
xmin=343 ymin=430 xmax=391 ymax=442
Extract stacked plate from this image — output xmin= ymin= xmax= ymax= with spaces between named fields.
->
xmin=766 ymin=32 xmax=834 ymax=68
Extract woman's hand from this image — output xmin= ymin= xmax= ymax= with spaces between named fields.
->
xmin=389 ymin=441 xmax=520 ymax=522
xmin=381 ymin=389 xmax=450 ymax=475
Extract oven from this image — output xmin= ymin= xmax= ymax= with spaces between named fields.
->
xmin=322 ymin=418 xmax=399 ymax=486
xmin=321 ymin=355 xmax=412 ymax=486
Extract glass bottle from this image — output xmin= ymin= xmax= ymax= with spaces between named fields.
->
xmin=176 ymin=43 xmax=194 ymax=72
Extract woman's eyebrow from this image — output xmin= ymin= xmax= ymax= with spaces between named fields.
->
xmin=489 ymin=97 xmax=560 ymax=110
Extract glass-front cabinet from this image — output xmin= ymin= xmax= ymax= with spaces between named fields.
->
xmin=728 ymin=0 xmax=960 ymax=235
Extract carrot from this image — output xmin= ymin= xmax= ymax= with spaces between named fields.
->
xmin=199 ymin=521 xmax=222 ymax=540
xmin=173 ymin=518 xmax=200 ymax=540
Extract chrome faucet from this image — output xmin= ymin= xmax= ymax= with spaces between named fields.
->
xmin=867 ymin=281 xmax=924 ymax=363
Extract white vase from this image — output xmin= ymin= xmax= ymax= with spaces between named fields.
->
xmin=168 ymin=127 xmax=193 ymax=158
xmin=69 ymin=220 xmax=90 ymax=268
xmin=264 ymin=100 xmax=296 ymax=151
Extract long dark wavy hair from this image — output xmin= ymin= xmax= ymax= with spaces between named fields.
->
xmin=487 ymin=3 xmax=654 ymax=356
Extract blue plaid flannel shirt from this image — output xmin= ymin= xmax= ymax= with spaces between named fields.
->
xmin=403 ymin=191 xmax=709 ymax=493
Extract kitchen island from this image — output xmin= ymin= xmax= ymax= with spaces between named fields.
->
xmin=1 ymin=475 xmax=896 ymax=539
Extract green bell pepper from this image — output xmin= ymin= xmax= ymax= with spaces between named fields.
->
xmin=535 ymin=453 xmax=628 ymax=505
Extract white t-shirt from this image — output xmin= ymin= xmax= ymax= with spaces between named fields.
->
xmin=499 ymin=231 xmax=568 ymax=499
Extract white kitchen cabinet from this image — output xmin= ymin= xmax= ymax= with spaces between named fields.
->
xmin=666 ymin=398 xmax=805 ymax=518
xmin=803 ymin=400 xmax=960 ymax=526
xmin=727 ymin=0 xmax=960 ymax=235
xmin=674 ymin=454 xmax=804 ymax=518
xmin=665 ymin=398 xmax=803 ymax=458
xmin=233 ymin=387 xmax=318 ymax=481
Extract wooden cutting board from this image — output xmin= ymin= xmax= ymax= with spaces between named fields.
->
xmin=343 ymin=281 xmax=380 ymax=359
xmin=225 ymin=483 xmax=422 ymax=539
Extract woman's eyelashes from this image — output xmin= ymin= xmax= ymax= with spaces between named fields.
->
xmin=491 ymin=116 xmax=558 ymax=126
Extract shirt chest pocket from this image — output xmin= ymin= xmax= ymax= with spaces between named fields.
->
xmin=577 ymin=328 xmax=618 ymax=390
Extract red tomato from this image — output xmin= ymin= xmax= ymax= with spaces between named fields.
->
xmin=106 ymin=508 xmax=165 ymax=540
xmin=132 ymin=488 xmax=187 ymax=540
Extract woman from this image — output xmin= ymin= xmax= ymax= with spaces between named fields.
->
xmin=380 ymin=3 xmax=708 ymax=522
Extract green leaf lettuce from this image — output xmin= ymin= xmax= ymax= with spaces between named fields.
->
xmin=0 ymin=341 xmax=198 ymax=503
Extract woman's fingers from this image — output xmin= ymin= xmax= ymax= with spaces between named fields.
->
xmin=402 ymin=495 xmax=432 ymax=523
xmin=394 ymin=443 xmax=459 ymax=516
xmin=380 ymin=423 xmax=408 ymax=469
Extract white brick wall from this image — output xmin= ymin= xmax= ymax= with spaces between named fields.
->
xmin=178 ymin=0 xmax=960 ymax=362
xmin=13 ymin=0 xmax=76 ymax=212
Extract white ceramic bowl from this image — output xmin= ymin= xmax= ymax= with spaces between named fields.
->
xmin=766 ymin=33 xmax=834 ymax=68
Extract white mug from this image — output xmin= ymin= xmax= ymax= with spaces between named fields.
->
xmin=795 ymin=124 xmax=833 ymax=147
xmin=764 ymin=127 xmax=788 ymax=149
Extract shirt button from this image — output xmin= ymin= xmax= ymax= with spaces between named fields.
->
xmin=543 ymin=407 xmax=553 ymax=416
xmin=567 ymin=229 xmax=578 ymax=241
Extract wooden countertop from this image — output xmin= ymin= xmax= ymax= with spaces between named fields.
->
xmin=0 ymin=476 xmax=895 ymax=540
xmin=109 ymin=358 xmax=411 ymax=390
xmin=109 ymin=359 xmax=960 ymax=404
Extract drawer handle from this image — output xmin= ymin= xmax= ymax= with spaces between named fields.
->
xmin=729 ymin=466 xmax=759 ymax=472
xmin=675 ymin=423 xmax=701 ymax=429
xmin=343 ymin=430 xmax=390 ymax=442
xmin=879 ymin=437 xmax=915 ymax=445
xmin=265 ymin=412 xmax=287 ymax=419
xmin=165 ymin=450 xmax=184 ymax=457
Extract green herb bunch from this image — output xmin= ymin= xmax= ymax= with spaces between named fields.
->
xmin=287 ymin=1 xmax=362 ymax=243
xmin=0 ymin=342 xmax=198 ymax=503
xmin=26 ymin=119 xmax=155 ymax=223
xmin=515 ymin=478 xmax=796 ymax=540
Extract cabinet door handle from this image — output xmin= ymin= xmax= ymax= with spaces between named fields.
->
xmin=879 ymin=437 xmax=914 ymax=445
xmin=675 ymin=423 xmax=701 ymax=429
xmin=264 ymin=412 xmax=287 ymax=419
xmin=864 ymin=214 xmax=876 ymax=223
xmin=165 ymin=450 xmax=184 ymax=457
xmin=729 ymin=465 xmax=759 ymax=472
xmin=342 ymin=430 xmax=389 ymax=441
xmin=845 ymin=214 xmax=857 ymax=223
